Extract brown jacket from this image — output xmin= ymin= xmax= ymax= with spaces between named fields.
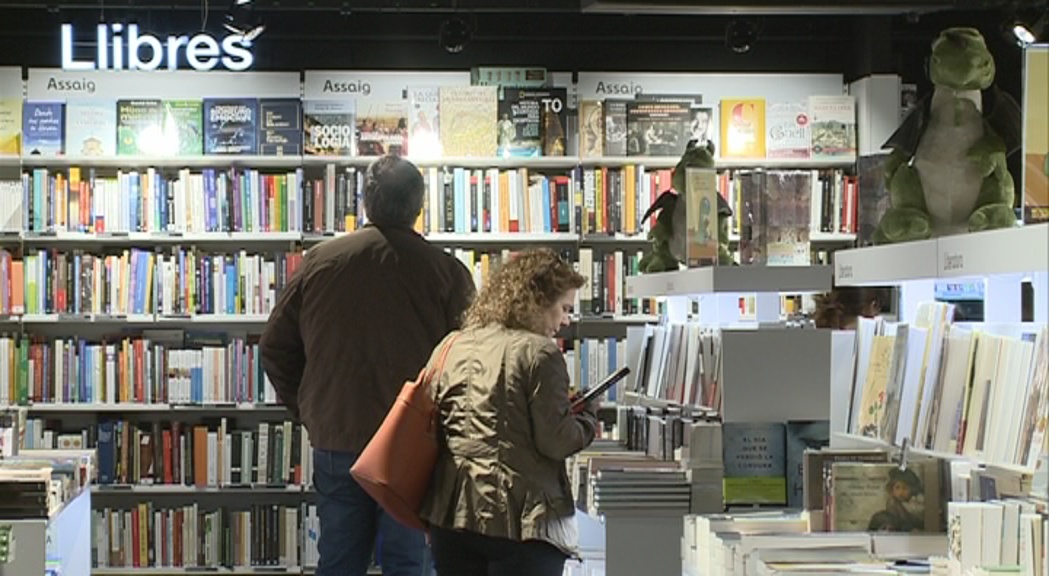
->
xmin=420 ymin=325 xmax=599 ymax=542
xmin=260 ymin=224 xmax=475 ymax=453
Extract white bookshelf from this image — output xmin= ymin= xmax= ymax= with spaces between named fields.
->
xmin=624 ymin=264 xmax=832 ymax=298
xmin=20 ymin=155 xmax=304 ymax=169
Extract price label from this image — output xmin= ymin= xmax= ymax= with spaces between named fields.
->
xmin=942 ymin=252 xmax=964 ymax=272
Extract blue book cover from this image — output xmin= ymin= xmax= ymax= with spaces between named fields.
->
xmin=259 ymin=98 xmax=302 ymax=155
xmin=203 ymin=98 xmax=258 ymax=155
xmin=22 ymin=101 xmax=65 ymax=156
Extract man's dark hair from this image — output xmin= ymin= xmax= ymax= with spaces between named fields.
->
xmin=363 ymin=155 xmax=424 ymax=226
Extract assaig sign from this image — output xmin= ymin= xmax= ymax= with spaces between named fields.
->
xmin=61 ymin=23 xmax=255 ymax=72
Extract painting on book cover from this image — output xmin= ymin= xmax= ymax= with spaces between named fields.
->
xmin=356 ymin=100 xmax=407 ymax=157
xmin=809 ymin=96 xmax=856 ymax=160
xmin=831 ymin=461 xmax=938 ymax=533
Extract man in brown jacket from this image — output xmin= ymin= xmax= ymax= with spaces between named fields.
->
xmin=260 ymin=155 xmax=475 ymax=576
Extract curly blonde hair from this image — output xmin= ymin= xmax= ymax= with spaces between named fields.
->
xmin=464 ymin=248 xmax=586 ymax=335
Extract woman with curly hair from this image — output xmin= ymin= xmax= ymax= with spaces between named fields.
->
xmin=418 ymin=248 xmax=600 ymax=576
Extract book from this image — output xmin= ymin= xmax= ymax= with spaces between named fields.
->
xmin=116 ymin=99 xmax=163 ymax=156
xmin=162 ymin=99 xmax=204 ymax=156
xmin=579 ymin=99 xmax=604 ymax=158
xmin=203 ymin=98 xmax=259 ymax=155
xmin=22 ymin=101 xmax=64 ymax=156
xmin=603 ymin=99 xmax=628 ymax=156
xmin=830 ymin=459 xmax=943 ymax=533
xmin=439 ymin=85 xmax=497 ymax=157
xmin=720 ymin=98 xmax=766 ymax=159
xmin=258 ymin=98 xmax=303 ymax=156
xmin=766 ymin=101 xmax=811 ymax=159
xmin=355 ymin=100 xmax=407 ymax=157
xmin=809 ymin=95 xmax=857 ymax=160
xmin=303 ymin=100 xmax=355 ymax=157
xmin=407 ymin=86 xmax=441 ymax=158
xmin=723 ymin=422 xmax=788 ymax=506
xmin=65 ymin=100 xmax=117 ymax=157
xmin=625 ymin=100 xmax=691 ymax=157
xmin=0 ymin=99 xmax=21 ymax=156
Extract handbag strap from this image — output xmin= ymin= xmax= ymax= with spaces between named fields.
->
xmin=426 ymin=332 xmax=460 ymax=432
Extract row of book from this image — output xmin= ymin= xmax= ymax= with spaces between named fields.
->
xmin=0 ymin=334 xmax=279 ymax=408
xmin=24 ymin=418 xmax=308 ymax=488
xmin=93 ymin=503 xmax=314 ymax=569
xmin=0 ymin=248 xmax=304 ymax=317
xmin=2 ymin=91 xmax=856 ymax=161
xmin=847 ymin=304 xmax=1048 ymax=470
xmin=2 ymin=164 xmax=860 ymax=240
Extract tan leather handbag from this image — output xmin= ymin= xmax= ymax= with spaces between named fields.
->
xmin=350 ymin=333 xmax=459 ymax=531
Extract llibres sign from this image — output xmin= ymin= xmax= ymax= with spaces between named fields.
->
xmin=61 ymin=23 xmax=255 ymax=72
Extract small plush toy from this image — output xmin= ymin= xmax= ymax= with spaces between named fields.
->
xmin=638 ymin=140 xmax=735 ymax=273
xmin=874 ymin=27 xmax=1023 ymax=244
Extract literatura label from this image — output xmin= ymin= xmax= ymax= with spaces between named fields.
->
xmin=61 ymin=23 xmax=254 ymax=71
xmin=942 ymin=252 xmax=964 ymax=272
xmin=837 ymin=263 xmax=854 ymax=280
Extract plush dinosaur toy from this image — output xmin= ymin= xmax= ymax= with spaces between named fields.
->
xmin=874 ymin=27 xmax=1022 ymax=244
xmin=638 ymin=139 xmax=735 ymax=272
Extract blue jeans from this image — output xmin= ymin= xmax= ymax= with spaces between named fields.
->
xmin=313 ymin=448 xmax=433 ymax=576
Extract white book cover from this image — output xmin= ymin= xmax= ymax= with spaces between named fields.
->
xmin=766 ymin=101 xmax=811 ymax=159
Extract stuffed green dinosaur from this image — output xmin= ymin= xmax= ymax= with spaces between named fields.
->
xmin=638 ymin=139 xmax=735 ymax=272
xmin=874 ymin=27 xmax=1022 ymax=244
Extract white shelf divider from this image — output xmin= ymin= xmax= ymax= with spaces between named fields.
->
xmin=625 ymin=265 xmax=832 ymax=298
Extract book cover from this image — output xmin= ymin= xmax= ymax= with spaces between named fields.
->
xmin=65 ymin=100 xmax=117 ymax=157
xmin=688 ymin=106 xmax=717 ymax=152
xmin=258 ymin=98 xmax=303 ymax=156
xmin=625 ymin=100 xmax=691 ymax=157
xmin=203 ymin=98 xmax=259 ymax=155
xmin=117 ymin=99 xmax=163 ymax=156
xmin=356 ymin=100 xmax=408 ymax=157
xmin=766 ymin=101 xmax=811 ymax=159
xmin=857 ymin=154 xmax=891 ymax=247
xmin=830 ymin=459 xmax=942 ymax=533
xmin=764 ymin=170 xmax=813 ymax=265
xmin=603 ymin=99 xmax=628 ymax=156
xmin=785 ymin=420 xmax=830 ymax=509
xmin=439 ymin=85 xmax=497 ymax=157
xmin=809 ymin=95 xmax=857 ymax=160
xmin=303 ymin=99 xmax=355 ymax=157
xmin=497 ymin=87 xmax=542 ymax=157
xmin=685 ymin=167 xmax=719 ymax=268
xmin=162 ymin=100 xmax=203 ymax=156
xmin=22 ymin=102 xmax=64 ymax=156
xmin=407 ymin=86 xmax=441 ymax=158
xmin=579 ymin=99 xmax=604 ymax=158
xmin=722 ymin=421 xmax=788 ymax=505
xmin=1023 ymin=46 xmax=1048 ymax=223
xmin=720 ymin=98 xmax=766 ymax=159
xmin=0 ymin=99 xmax=21 ymax=156
xmin=539 ymin=87 xmax=568 ymax=156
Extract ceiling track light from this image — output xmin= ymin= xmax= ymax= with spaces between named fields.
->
xmin=1002 ymin=3 xmax=1047 ymax=47
xmin=725 ymin=18 xmax=761 ymax=54
xmin=223 ymin=0 xmax=265 ymax=43
xmin=439 ymin=15 xmax=473 ymax=54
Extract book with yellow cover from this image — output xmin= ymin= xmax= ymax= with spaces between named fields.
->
xmin=720 ymin=98 xmax=766 ymax=159
xmin=439 ymin=85 xmax=497 ymax=157
xmin=0 ymin=99 xmax=22 ymax=156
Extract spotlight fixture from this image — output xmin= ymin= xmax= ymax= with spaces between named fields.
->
xmin=439 ymin=16 xmax=472 ymax=54
xmin=725 ymin=18 xmax=760 ymax=54
xmin=1002 ymin=5 xmax=1047 ymax=47
xmin=223 ymin=0 xmax=265 ymax=43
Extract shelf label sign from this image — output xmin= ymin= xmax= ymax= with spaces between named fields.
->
xmin=837 ymin=263 xmax=854 ymax=281
xmin=941 ymin=251 xmax=964 ymax=273
xmin=61 ymin=23 xmax=255 ymax=72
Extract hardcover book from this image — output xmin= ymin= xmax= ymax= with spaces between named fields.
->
xmin=259 ymin=98 xmax=303 ymax=156
xmin=407 ymin=86 xmax=441 ymax=158
xmin=356 ymin=100 xmax=408 ymax=157
xmin=625 ymin=100 xmax=691 ymax=157
xmin=829 ymin=459 xmax=943 ymax=533
xmin=579 ymin=99 xmax=604 ymax=159
xmin=162 ymin=100 xmax=204 ymax=156
xmin=439 ymin=85 xmax=497 ymax=157
xmin=65 ymin=100 xmax=117 ymax=157
xmin=303 ymin=99 xmax=355 ymax=157
xmin=203 ymin=98 xmax=259 ymax=155
xmin=809 ymin=95 xmax=857 ymax=160
xmin=766 ymin=101 xmax=811 ymax=159
xmin=720 ymin=98 xmax=766 ymax=159
xmin=603 ymin=99 xmax=628 ymax=156
xmin=0 ymin=99 xmax=21 ymax=156
xmin=22 ymin=102 xmax=64 ymax=156
xmin=117 ymin=99 xmax=163 ymax=156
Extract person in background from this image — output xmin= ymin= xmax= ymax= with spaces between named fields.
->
xmin=260 ymin=155 xmax=475 ymax=576
xmin=419 ymin=248 xmax=601 ymax=576
xmin=812 ymin=287 xmax=891 ymax=329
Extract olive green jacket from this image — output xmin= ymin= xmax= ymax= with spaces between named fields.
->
xmin=420 ymin=325 xmax=599 ymax=542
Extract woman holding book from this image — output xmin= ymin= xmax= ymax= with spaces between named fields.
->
xmin=419 ymin=248 xmax=601 ymax=576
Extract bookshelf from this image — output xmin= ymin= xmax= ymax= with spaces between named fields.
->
xmin=0 ymin=65 xmax=869 ymax=575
